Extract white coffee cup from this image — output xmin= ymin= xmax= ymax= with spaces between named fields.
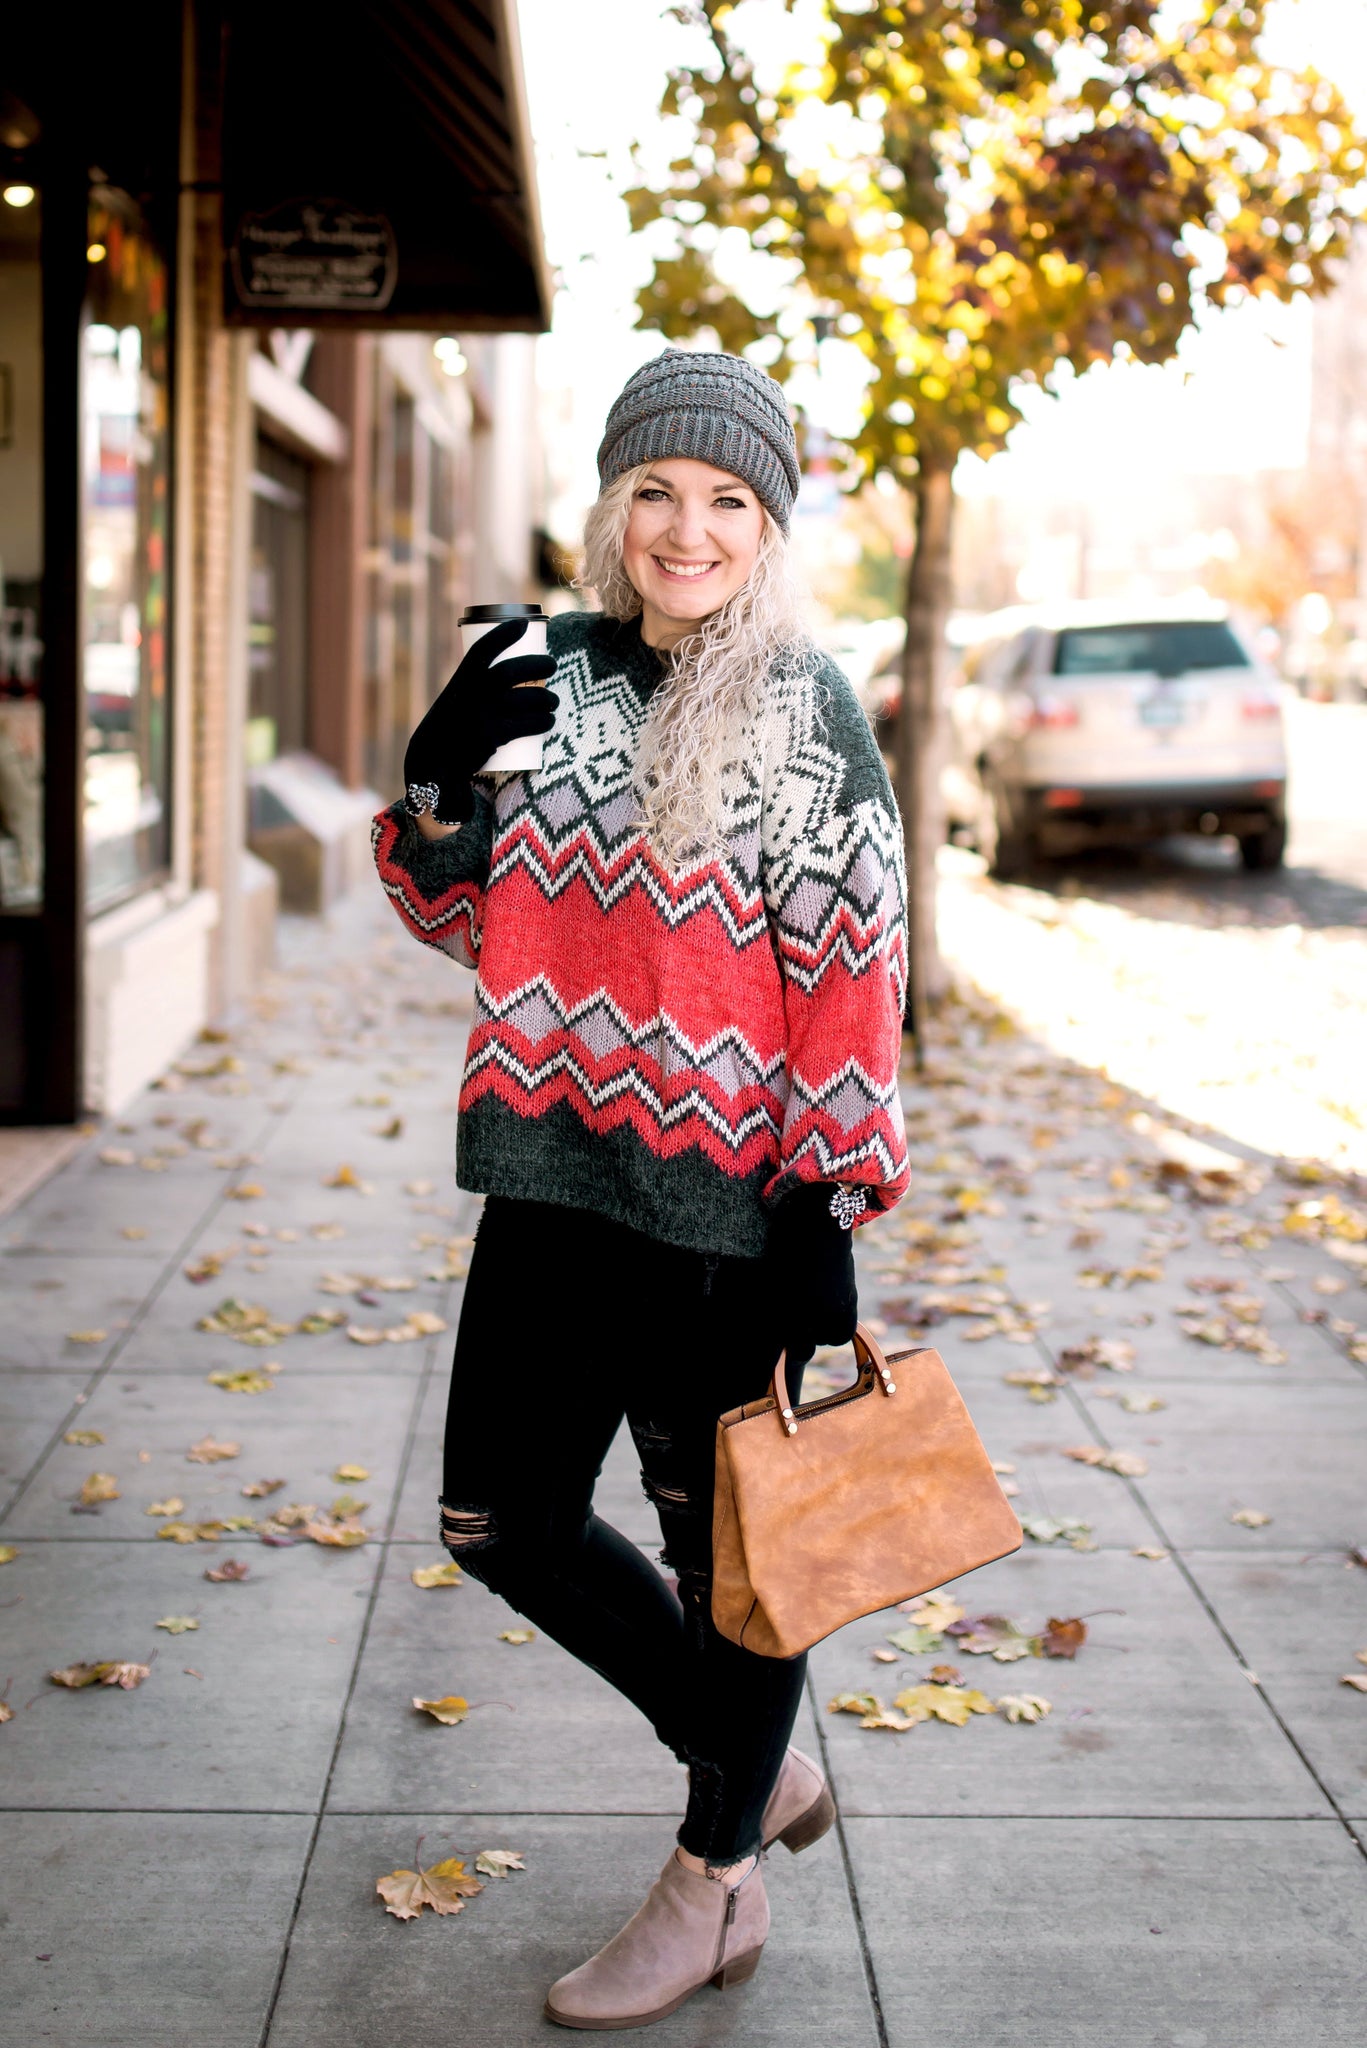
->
xmin=459 ymin=603 xmax=552 ymax=774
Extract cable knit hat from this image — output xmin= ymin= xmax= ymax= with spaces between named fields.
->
xmin=596 ymin=350 xmax=802 ymax=531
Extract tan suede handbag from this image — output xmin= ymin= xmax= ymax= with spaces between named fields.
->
xmin=712 ymin=1323 xmax=1023 ymax=1658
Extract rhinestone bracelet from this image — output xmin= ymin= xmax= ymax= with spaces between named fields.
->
xmin=828 ymin=1184 xmax=869 ymax=1231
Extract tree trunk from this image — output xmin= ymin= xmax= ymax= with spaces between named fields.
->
xmin=895 ymin=456 xmax=955 ymax=1056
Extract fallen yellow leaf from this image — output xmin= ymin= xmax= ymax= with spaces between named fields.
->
xmin=1231 ymin=1508 xmax=1272 ymax=1528
xmin=499 ymin=1629 xmax=535 ymax=1645
xmin=1341 ymin=1675 xmax=1367 ymax=1694
xmin=411 ymin=1561 xmax=463 ymax=1589
xmin=1132 ymin=1546 xmax=1169 ymax=1561
xmin=155 ymin=1615 xmax=199 ymax=1634
xmin=334 ymin=1463 xmax=370 ymax=1482
xmin=66 ymin=1329 xmax=107 ymax=1344
xmin=474 ymin=1849 xmax=525 ymax=1879
xmin=79 ymin=1472 xmax=120 ymax=1505
xmin=63 ymin=1429 xmax=105 ymax=1446
xmin=144 ymin=1498 xmax=184 ymax=1518
xmin=0 ymin=1544 xmax=17 ymax=1565
xmin=413 ymin=1694 xmax=470 ymax=1725
xmin=208 ymin=1369 xmax=275 ymax=1394
xmin=893 ymin=1683 xmax=996 ymax=1727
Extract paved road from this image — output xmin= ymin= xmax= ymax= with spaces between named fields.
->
xmin=2 ymin=892 xmax=1366 ymax=2046
xmin=938 ymin=697 xmax=1367 ymax=1175
xmin=1001 ymin=695 xmax=1367 ymax=931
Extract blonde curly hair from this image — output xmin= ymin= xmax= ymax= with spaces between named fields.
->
xmin=580 ymin=462 xmax=815 ymax=869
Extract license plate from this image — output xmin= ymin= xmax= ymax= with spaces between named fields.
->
xmin=1139 ymin=696 xmax=1185 ymax=727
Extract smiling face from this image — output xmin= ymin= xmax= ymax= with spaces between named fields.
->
xmin=621 ymin=458 xmax=767 ymax=648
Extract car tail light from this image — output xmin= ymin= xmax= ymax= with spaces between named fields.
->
xmin=1043 ymin=788 xmax=1083 ymax=809
xmin=1240 ymin=694 xmax=1281 ymax=720
xmin=1251 ymin=779 xmax=1284 ymax=798
xmin=1027 ymin=694 xmax=1080 ymax=731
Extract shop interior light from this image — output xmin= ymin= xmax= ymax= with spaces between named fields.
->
xmin=3 ymin=183 xmax=36 ymax=208
xmin=87 ymin=241 xmax=107 ymax=263
xmin=433 ymin=336 xmax=468 ymax=377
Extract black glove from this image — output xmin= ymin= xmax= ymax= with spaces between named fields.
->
xmin=767 ymin=1181 xmax=862 ymax=1361
xmin=404 ymin=617 xmax=558 ymax=825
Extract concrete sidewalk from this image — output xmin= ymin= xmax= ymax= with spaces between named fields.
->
xmin=2 ymin=893 xmax=1366 ymax=2048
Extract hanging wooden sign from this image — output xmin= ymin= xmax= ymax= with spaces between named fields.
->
xmin=229 ymin=199 xmax=397 ymax=313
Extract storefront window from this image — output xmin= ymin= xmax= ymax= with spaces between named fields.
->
xmin=82 ymin=190 xmax=170 ymax=909
xmin=247 ymin=438 xmax=310 ymax=766
xmin=0 ymin=180 xmax=44 ymax=911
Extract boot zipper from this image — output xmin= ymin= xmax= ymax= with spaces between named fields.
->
xmin=712 ymin=1882 xmax=739 ymax=1981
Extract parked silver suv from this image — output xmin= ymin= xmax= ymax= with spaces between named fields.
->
xmin=944 ymin=600 xmax=1288 ymax=876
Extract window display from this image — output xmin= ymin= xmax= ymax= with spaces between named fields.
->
xmin=0 ymin=179 xmax=43 ymax=910
xmin=82 ymin=190 xmax=170 ymax=908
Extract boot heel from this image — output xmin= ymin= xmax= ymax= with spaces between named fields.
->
xmin=711 ymin=1945 xmax=763 ymax=1990
xmin=778 ymin=1780 xmax=837 ymax=1854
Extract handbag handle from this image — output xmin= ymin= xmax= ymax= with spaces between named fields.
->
xmin=772 ymin=1321 xmax=899 ymax=1436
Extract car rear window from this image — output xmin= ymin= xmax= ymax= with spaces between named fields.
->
xmin=1053 ymin=622 xmax=1249 ymax=677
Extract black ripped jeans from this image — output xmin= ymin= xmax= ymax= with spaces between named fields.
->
xmin=440 ymin=1196 xmax=810 ymax=1866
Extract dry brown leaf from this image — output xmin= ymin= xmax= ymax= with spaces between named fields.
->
xmin=374 ymin=1117 xmax=404 ymax=1139
xmin=155 ymin=1615 xmax=199 ymax=1634
xmin=1132 ymin=1546 xmax=1169 ymax=1561
xmin=1041 ymin=1616 xmax=1088 ymax=1659
xmin=334 ymin=1463 xmax=370 ymax=1482
xmin=474 ymin=1849 xmax=525 ymax=1879
xmin=144 ymin=1498 xmax=184 ymax=1518
xmin=0 ymin=1701 xmax=13 ymax=1722
xmin=498 ymin=1628 xmax=535 ymax=1645
xmin=376 ymin=1855 xmax=482 ymax=1920
xmin=1338 ymin=1674 xmax=1367 ymax=1693
xmin=205 ymin=1559 xmax=250 ymax=1582
xmin=49 ymin=1660 xmax=150 ymax=1690
xmin=411 ymin=1561 xmax=463 ymax=1589
xmin=1231 ymin=1508 xmax=1272 ymax=1528
xmin=228 ymin=1182 xmax=265 ymax=1200
xmin=412 ymin=1694 xmax=470 ymax=1725
xmin=63 ymin=1429 xmax=105 ymax=1446
xmin=325 ymin=1164 xmax=374 ymax=1193
xmin=1062 ymin=1445 xmax=1148 ymax=1477
xmin=187 ymin=1435 xmax=241 ymax=1463
xmin=0 ymin=1544 xmax=17 ymax=1564
xmin=79 ymin=1472 xmax=120 ymax=1505
xmin=240 ymin=1476 xmax=284 ymax=1497
xmin=66 ymin=1329 xmax=107 ymax=1345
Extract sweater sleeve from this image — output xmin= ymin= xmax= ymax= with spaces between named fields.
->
xmin=371 ymin=795 xmax=494 ymax=969
xmin=759 ymin=657 xmax=910 ymax=1218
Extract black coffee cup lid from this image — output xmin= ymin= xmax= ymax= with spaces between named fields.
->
xmin=460 ymin=602 xmax=547 ymax=624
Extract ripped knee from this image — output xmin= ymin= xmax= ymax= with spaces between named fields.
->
xmin=438 ymin=1497 xmax=500 ymax=1563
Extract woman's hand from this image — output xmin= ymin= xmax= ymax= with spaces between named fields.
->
xmin=767 ymin=1182 xmax=860 ymax=1361
xmin=404 ymin=618 xmax=558 ymax=827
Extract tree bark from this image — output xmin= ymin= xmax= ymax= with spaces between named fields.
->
xmin=894 ymin=456 xmax=955 ymax=1055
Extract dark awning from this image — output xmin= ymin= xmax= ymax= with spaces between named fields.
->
xmin=220 ymin=0 xmax=550 ymax=331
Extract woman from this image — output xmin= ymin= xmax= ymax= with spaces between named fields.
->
xmin=373 ymin=351 xmax=909 ymax=2028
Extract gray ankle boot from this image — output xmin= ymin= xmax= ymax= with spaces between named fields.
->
xmin=544 ymin=1848 xmax=768 ymax=2030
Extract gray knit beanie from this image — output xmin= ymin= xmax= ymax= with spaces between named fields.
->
xmin=596 ymin=350 xmax=801 ymax=531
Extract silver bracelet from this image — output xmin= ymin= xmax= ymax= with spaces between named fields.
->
xmin=828 ymin=1185 xmax=869 ymax=1231
xmin=404 ymin=782 xmax=442 ymax=818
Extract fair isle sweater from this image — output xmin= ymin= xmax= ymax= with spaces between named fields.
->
xmin=372 ymin=611 xmax=910 ymax=1258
